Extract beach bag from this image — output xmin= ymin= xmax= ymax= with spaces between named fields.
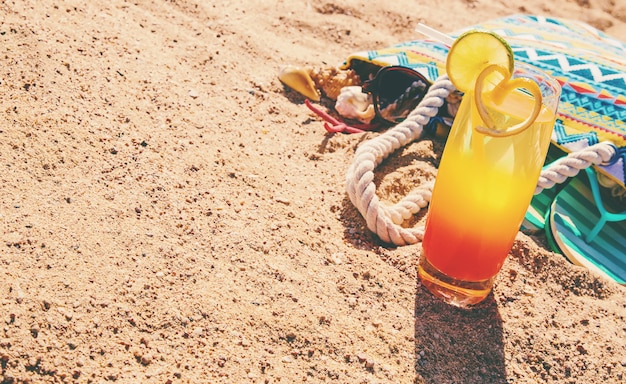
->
xmin=341 ymin=14 xmax=626 ymax=283
xmin=341 ymin=14 xmax=625 ymax=187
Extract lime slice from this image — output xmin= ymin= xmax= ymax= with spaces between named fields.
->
xmin=446 ymin=30 xmax=514 ymax=93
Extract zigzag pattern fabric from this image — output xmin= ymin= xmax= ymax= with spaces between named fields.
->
xmin=343 ymin=14 xmax=626 ymax=187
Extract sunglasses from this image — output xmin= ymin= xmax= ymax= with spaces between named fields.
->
xmin=361 ymin=66 xmax=432 ymax=124
xmin=305 ymin=65 xmax=434 ymax=134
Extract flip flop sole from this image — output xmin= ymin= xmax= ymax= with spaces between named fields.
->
xmin=548 ymin=176 xmax=626 ymax=285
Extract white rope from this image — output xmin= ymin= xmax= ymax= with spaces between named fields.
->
xmin=345 ymin=75 xmax=618 ymax=246
xmin=534 ymin=142 xmax=616 ymax=194
xmin=346 ymin=75 xmax=454 ymax=246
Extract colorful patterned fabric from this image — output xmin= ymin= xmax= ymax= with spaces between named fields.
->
xmin=342 ymin=15 xmax=626 ymax=187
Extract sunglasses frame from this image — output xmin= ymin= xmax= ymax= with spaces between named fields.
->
xmin=361 ymin=66 xmax=432 ymax=124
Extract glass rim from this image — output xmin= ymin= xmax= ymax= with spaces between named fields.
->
xmin=512 ymin=61 xmax=562 ymax=105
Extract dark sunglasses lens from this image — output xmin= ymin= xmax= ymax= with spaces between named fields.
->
xmin=375 ymin=68 xmax=429 ymax=123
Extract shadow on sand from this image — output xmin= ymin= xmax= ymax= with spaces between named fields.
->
xmin=414 ymin=285 xmax=506 ymax=383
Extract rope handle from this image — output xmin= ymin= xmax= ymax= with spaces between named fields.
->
xmin=345 ymin=75 xmax=618 ymax=246
xmin=535 ymin=142 xmax=617 ymax=194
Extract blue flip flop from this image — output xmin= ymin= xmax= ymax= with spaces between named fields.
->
xmin=546 ymin=167 xmax=626 ymax=285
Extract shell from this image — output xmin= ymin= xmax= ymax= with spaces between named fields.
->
xmin=335 ymin=86 xmax=375 ymax=123
xmin=309 ymin=67 xmax=361 ymax=100
xmin=278 ymin=65 xmax=363 ymax=101
xmin=278 ymin=66 xmax=321 ymax=101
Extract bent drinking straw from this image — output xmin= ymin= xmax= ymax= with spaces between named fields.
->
xmin=414 ymin=23 xmax=455 ymax=47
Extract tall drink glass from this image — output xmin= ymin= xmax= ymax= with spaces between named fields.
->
xmin=418 ymin=62 xmax=561 ymax=307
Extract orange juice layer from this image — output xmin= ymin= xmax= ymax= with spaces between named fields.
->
xmin=423 ymin=90 xmax=555 ymax=281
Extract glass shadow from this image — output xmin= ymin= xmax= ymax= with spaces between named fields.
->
xmin=414 ymin=284 xmax=506 ymax=383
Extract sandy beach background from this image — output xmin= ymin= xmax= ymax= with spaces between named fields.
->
xmin=1 ymin=0 xmax=625 ymax=383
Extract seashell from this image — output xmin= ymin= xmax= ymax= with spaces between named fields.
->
xmin=309 ymin=67 xmax=361 ymax=100
xmin=335 ymin=86 xmax=375 ymax=123
xmin=278 ymin=66 xmax=320 ymax=101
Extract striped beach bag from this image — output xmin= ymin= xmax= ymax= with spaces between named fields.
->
xmin=342 ymin=15 xmax=626 ymax=283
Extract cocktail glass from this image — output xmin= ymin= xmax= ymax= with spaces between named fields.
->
xmin=418 ymin=62 xmax=561 ymax=307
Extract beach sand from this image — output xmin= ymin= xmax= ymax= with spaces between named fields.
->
xmin=1 ymin=0 xmax=625 ymax=383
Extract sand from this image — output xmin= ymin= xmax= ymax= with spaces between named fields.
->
xmin=1 ymin=0 xmax=625 ymax=383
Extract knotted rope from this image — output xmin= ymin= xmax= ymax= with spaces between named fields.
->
xmin=345 ymin=75 xmax=454 ymax=246
xmin=345 ymin=75 xmax=618 ymax=246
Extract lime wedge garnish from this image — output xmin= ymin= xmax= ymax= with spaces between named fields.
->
xmin=446 ymin=30 xmax=514 ymax=93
